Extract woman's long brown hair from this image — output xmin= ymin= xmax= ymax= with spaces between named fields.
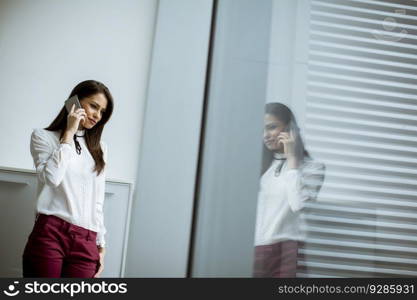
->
xmin=45 ymin=80 xmax=114 ymax=176
xmin=261 ymin=102 xmax=310 ymax=175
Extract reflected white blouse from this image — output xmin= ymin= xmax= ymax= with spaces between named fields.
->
xmin=30 ymin=128 xmax=107 ymax=247
xmin=254 ymin=153 xmax=325 ymax=246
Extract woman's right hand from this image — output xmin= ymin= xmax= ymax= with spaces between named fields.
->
xmin=66 ymin=104 xmax=87 ymax=135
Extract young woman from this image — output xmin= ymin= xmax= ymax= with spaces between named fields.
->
xmin=253 ymin=102 xmax=325 ymax=278
xmin=23 ymin=80 xmax=114 ymax=278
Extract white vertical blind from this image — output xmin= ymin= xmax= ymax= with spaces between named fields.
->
xmin=299 ymin=0 xmax=417 ymax=277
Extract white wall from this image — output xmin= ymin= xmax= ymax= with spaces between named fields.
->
xmin=0 ymin=0 xmax=158 ymax=184
xmin=190 ymin=0 xmax=271 ymax=277
xmin=125 ymin=0 xmax=213 ymax=277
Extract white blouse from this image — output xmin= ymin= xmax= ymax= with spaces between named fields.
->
xmin=30 ymin=128 xmax=107 ymax=247
xmin=254 ymin=154 xmax=325 ymax=246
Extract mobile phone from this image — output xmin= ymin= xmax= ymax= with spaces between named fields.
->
xmin=65 ymin=95 xmax=82 ymax=113
xmin=282 ymin=124 xmax=291 ymax=133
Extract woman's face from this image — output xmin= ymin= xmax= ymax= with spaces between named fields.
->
xmin=264 ymin=113 xmax=287 ymax=152
xmin=79 ymin=93 xmax=108 ymax=129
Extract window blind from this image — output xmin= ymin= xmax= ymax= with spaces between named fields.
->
xmin=298 ymin=0 xmax=417 ymax=277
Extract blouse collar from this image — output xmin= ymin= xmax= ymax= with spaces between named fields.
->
xmin=76 ymin=129 xmax=85 ymax=137
xmin=273 ymin=152 xmax=286 ymax=160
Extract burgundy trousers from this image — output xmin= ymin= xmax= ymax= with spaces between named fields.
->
xmin=22 ymin=214 xmax=101 ymax=278
xmin=253 ymin=240 xmax=303 ymax=278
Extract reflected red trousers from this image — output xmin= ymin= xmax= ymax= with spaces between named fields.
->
xmin=253 ymin=240 xmax=303 ymax=278
xmin=22 ymin=214 xmax=100 ymax=278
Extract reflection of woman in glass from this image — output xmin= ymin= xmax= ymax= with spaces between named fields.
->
xmin=23 ymin=80 xmax=113 ymax=278
xmin=253 ymin=102 xmax=325 ymax=278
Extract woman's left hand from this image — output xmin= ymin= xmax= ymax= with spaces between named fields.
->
xmin=94 ymin=249 xmax=105 ymax=278
xmin=277 ymin=130 xmax=300 ymax=169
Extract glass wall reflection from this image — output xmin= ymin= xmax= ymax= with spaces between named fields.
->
xmin=190 ymin=0 xmax=417 ymax=277
xmin=252 ymin=0 xmax=417 ymax=277
xmin=254 ymin=103 xmax=325 ymax=277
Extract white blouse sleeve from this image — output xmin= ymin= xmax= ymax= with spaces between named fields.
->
xmin=30 ymin=128 xmax=74 ymax=188
xmin=96 ymin=141 xmax=107 ymax=248
xmin=283 ymin=159 xmax=326 ymax=212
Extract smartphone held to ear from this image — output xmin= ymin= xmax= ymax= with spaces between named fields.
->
xmin=283 ymin=121 xmax=299 ymax=134
xmin=65 ymin=95 xmax=82 ymax=113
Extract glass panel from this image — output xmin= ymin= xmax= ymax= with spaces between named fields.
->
xmin=193 ymin=0 xmax=417 ymax=278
